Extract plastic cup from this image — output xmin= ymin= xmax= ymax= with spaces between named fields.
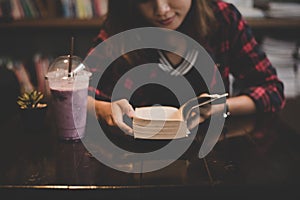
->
xmin=46 ymin=55 xmax=92 ymax=141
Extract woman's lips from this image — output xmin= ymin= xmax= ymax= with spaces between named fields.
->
xmin=158 ymin=15 xmax=175 ymax=26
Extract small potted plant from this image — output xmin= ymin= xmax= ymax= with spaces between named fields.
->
xmin=17 ymin=90 xmax=48 ymax=132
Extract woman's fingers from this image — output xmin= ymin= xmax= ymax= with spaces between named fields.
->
xmin=117 ymin=99 xmax=135 ymax=118
xmin=187 ymin=114 xmax=205 ymax=130
xmin=186 ymin=105 xmax=212 ymax=130
xmin=111 ymin=99 xmax=134 ymax=135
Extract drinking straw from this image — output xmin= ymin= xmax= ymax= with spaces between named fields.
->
xmin=68 ymin=36 xmax=74 ymax=77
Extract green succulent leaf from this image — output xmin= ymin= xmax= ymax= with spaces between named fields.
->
xmin=17 ymin=90 xmax=45 ymax=109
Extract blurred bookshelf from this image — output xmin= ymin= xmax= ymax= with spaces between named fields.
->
xmin=0 ymin=0 xmax=108 ymax=59
xmin=0 ymin=0 xmax=108 ymax=21
xmin=0 ymin=0 xmax=108 ymax=123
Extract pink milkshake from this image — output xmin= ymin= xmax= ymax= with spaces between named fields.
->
xmin=46 ymin=55 xmax=91 ymax=140
xmin=51 ymin=87 xmax=88 ymax=140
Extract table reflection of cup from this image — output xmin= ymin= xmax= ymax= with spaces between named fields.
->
xmin=46 ymin=55 xmax=91 ymax=141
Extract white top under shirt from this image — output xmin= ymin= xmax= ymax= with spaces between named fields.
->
xmin=158 ymin=49 xmax=198 ymax=76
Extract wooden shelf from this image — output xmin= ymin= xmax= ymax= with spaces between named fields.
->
xmin=246 ymin=17 xmax=300 ymax=29
xmin=0 ymin=17 xmax=299 ymax=29
xmin=0 ymin=17 xmax=106 ymax=29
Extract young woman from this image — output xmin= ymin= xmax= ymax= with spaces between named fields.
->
xmin=87 ymin=0 xmax=285 ymax=135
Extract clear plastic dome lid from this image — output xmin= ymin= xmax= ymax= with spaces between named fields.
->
xmin=45 ymin=55 xmax=91 ymax=80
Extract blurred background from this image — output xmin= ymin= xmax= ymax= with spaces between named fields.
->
xmin=0 ymin=0 xmax=299 ymax=124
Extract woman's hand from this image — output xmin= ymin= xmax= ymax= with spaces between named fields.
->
xmin=88 ymin=97 xmax=135 ymax=135
xmin=186 ymin=105 xmax=211 ymax=130
xmin=186 ymin=93 xmax=225 ymax=130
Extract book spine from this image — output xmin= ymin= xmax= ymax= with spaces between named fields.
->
xmin=93 ymin=0 xmax=104 ymax=17
xmin=15 ymin=0 xmax=25 ymax=18
xmin=19 ymin=0 xmax=31 ymax=18
xmin=99 ymin=0 xmax=108 ymax=16
xmin=10 ymin=0 xmax=22 ymax=20
xmin=46 ymin=0 xmax=63 ymax=18
xmin=84 ymin=0 xmax=93 ymax=19
xmin=70 ymin=0 xmax=76 ymax=18
xmin=0 ymin=0 xmax=13 ymax=21
xmin=34 ymin=0 xmax=48 ymax=18
xmin=60 ymin=0 xmax=71 ymax=18
xmin=75 ymin=0 xmax=86 ymax=19
xmin=25 ymin=0 xmax=39 ymax=18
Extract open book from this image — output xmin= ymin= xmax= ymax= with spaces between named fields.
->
xmin=133 ymin=93 xmax=228 ymax=140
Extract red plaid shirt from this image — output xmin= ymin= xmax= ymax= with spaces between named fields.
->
xmin=87 ymin=1 xmax=285 ymax=113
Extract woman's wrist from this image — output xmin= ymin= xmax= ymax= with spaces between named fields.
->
xmin=223 ymin=103 xmax=230 ymax=118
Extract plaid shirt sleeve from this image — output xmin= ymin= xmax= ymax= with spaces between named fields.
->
xmin=218 ymin=2 xmax=285 ymax=112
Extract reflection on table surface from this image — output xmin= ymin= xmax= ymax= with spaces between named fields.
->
xmin=0 ymin=98 xmax=300 ymax=200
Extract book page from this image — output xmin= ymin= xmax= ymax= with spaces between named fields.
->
xmin=133 ymin=93 xmax=228 ymax=140
xmin=135 ymin=106 xmax=181 ymax=121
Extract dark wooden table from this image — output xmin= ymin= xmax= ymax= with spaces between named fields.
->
xmin=0 ymin=97 xmax=300 ymax=200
